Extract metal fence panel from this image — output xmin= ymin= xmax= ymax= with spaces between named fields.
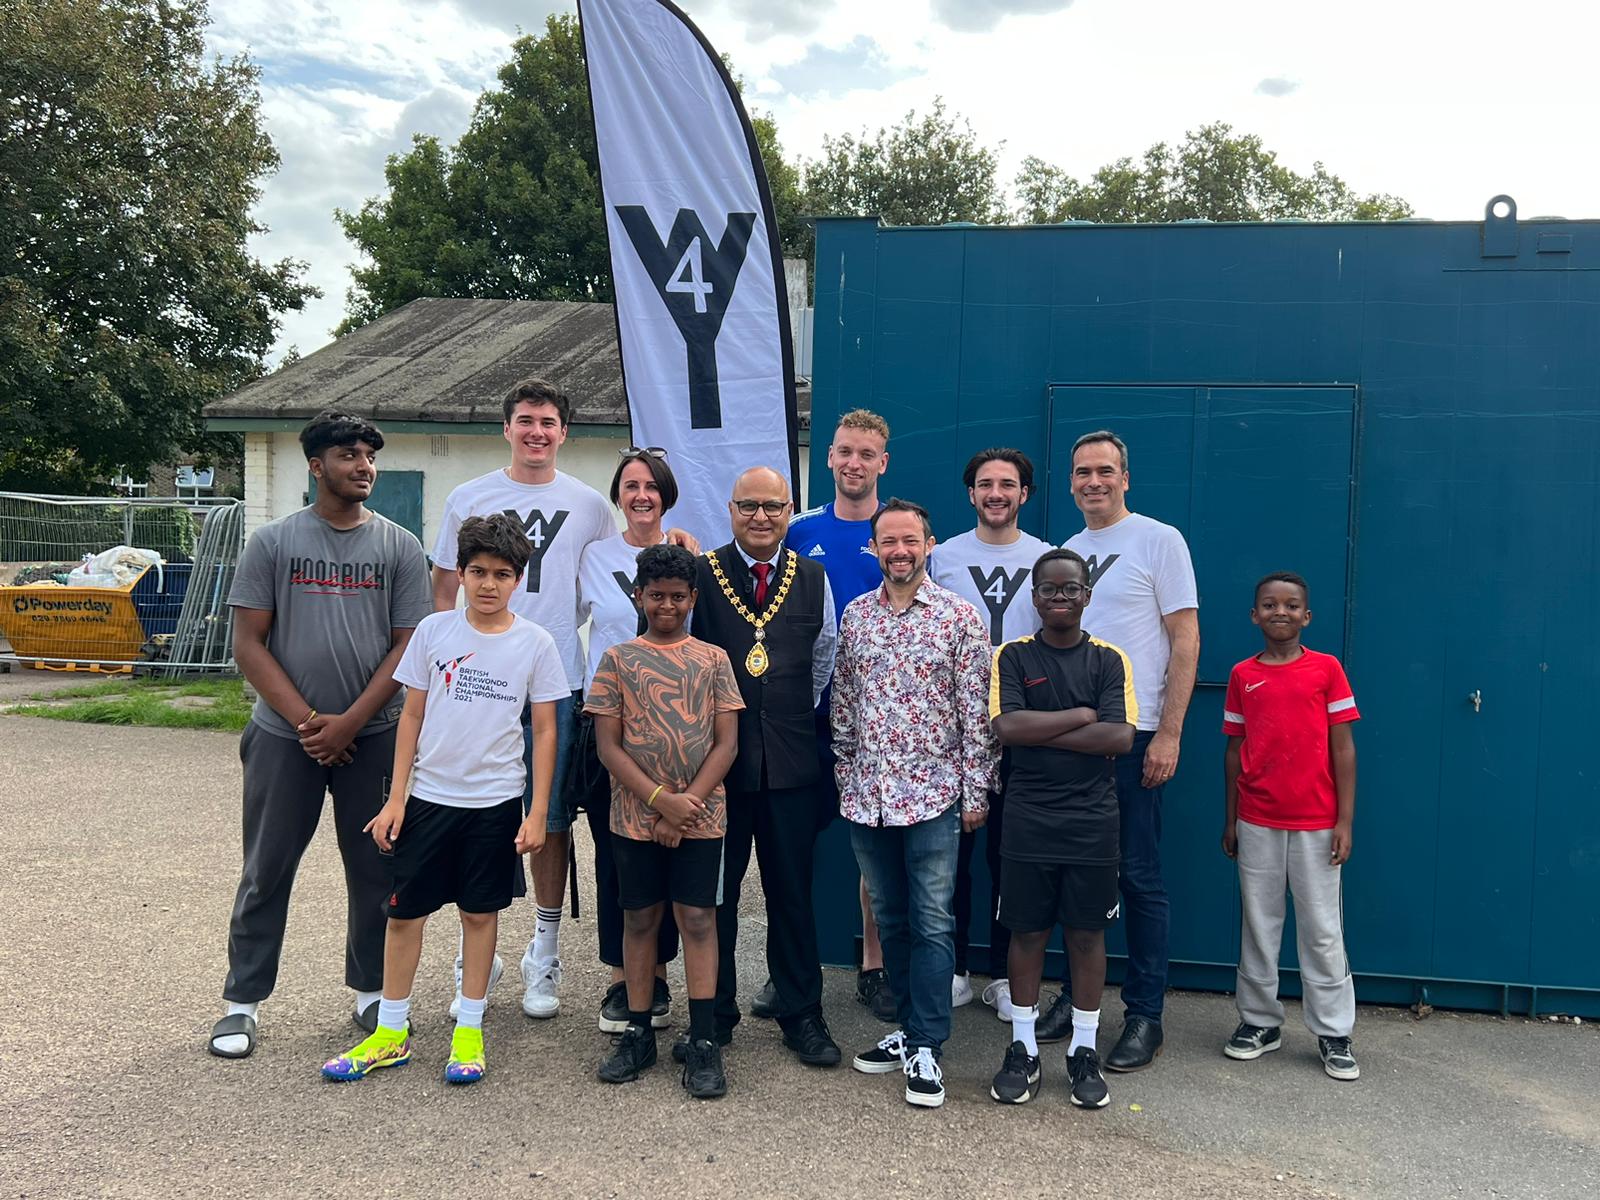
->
xmin=0 ymin=492 xmax=242 ymax=674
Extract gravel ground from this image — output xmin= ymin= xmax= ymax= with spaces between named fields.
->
xmin=0 ymin=715 xmax=1594 ymax=1200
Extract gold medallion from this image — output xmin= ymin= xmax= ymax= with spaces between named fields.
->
xmin=707 ymin=549 xmax=798 ymax=678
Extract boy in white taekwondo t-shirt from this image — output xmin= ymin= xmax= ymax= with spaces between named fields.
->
xmin=321 ymin=514 xmax=569 ymax=1086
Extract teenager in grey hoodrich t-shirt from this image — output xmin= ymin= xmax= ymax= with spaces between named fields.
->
xmin=229 ymin=506 xmax=434 ymax=738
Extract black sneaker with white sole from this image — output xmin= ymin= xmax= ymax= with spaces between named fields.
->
xmin=1224 ymin=1022 xmax=1282 ymax=1060
xmin=1067 ymin=1046 xmax=1110 ymax=1108
xmin=852 ymin=1028 xmax=907 ymax=1074
xmin=1318 ymin=1035 xmax=1360 ymax=1080
xmin=989 ymin=1040 xmax=1042 ymax=1104
xmin=903 ymin=1046 xmax=945 ymax=1108
xmin=598 ymin=979 xmax=674 ymax=1033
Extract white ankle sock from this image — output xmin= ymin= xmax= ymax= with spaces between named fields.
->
xmin=1012 ymin=1004 xmax=1040 ymax=1055
xmin=213 ymin=1001 xmax=258 ymax=1055
xmin=377 ymin=995 xmax=411 ymax=1033
xmin=354 ymin=989 xmax=382 ymax=1014
xmin=532 ymin=904 xmax=562 ymax=963
xmin=455 ymin=994 xmax=487 ymax=1030
xmin=1068 ymin=1006 xmax=1101 ymax=1054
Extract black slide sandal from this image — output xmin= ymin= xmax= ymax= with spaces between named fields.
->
xmin=208 ymin=1012 xmax=257 ymax=1058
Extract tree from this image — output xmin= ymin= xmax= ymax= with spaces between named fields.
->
xmin=802 ymin=98 xmax=1007 ymax=228
xmin=0 ymin=0 xmax=314 ymax=493
xmin=338 ymin=15 xmax=807 ymax=333
xmin=1014 ymin=123 xmax=1413 ymax=225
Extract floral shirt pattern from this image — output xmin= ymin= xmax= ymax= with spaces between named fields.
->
xmin=832 ymin=577 xmax=999 ymax=826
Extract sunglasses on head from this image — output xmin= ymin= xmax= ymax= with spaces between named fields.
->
xmin=619 ymin=446 xmax=668 ymax=460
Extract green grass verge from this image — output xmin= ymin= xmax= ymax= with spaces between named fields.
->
xmin=10 ymin=676 xmax=250 ymax=732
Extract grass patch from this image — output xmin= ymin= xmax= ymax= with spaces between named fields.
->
xmin=11 ymin=676 xmax=249 ymax=732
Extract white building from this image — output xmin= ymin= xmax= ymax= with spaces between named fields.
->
xmin=204 ymin=297 xmax=815 ymax=549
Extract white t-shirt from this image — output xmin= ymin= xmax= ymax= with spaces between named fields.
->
xmin=432 ymin=469 xmax=617 ymax=690
xmin=392 ymin=610 xmax=570 ymax=808
xmin=577 ymin=533 xmax=661 ymax=687
xmin=929 ymin=528 xmax=1052 ymax=648
xmin=1064 ymin=512 xmax=1197 ymax=732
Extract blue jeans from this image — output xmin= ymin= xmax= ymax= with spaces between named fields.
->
xmin=850 ymin=804 xmax=961 ymax=1054
xmin=522 ymin=690 xmax=581 ymax=833
xmin=1116 ymin=730 xmax=1169 ymax=1021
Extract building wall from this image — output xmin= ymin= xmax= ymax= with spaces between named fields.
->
xmin=245 ymin=430 xmax=815 ymax=548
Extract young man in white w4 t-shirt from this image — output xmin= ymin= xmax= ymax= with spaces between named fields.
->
xmin=929 ymin=448 xmax=1049 ymax=1019
xmin=1063 ymin=430 xmax=1199 ymax=1075
xmin=431 ymin=378 xmax=694 ymax=1021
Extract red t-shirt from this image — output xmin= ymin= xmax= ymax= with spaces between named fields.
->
xmin=1222 ymin=648 xmax=1358 ymax=830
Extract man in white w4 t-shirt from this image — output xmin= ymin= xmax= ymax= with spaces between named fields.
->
xmin=1063 ymin=429 xmax=1199 ymax=1075
xmin=929 ymin=448 xmax=1049 ymax=1020
xmin=431 ymin=378 xmax=695 ymax=1021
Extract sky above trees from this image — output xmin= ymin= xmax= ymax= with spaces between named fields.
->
xmin=203 ymin=0 xmax=1600 ymax=359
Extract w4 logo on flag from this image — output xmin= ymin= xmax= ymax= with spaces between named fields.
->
xmin=615 ymin=206 xmax=755 ymax=430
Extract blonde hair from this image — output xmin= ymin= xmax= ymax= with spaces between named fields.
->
xmin=836 ymin=409 xmax=890 ymax=442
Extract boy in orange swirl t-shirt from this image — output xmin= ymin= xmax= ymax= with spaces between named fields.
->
xmin=585 ymin=544 xmax=743 ymax=1098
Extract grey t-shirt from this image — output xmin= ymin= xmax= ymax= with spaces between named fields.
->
xmin=229 ymin=507 xmax=434 ymax=739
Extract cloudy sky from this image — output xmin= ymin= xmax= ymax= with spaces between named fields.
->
xmin=206 ymin=0 xmax=1600 ymax=360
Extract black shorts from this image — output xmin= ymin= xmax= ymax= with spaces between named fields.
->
xmin=612 ymin=833 xmax=722 ymax=910
xmin=998 ymin=858 xmax=1120 ymax=932
xmin=387 ymin=796 xmax=527 ymax=919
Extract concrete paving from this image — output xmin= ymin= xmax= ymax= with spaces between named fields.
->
xmin=0 ymin=715 xmax=1594 ymax=1200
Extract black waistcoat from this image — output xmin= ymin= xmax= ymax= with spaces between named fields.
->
xmin=692 ymin=543 xmax=826 ymax=793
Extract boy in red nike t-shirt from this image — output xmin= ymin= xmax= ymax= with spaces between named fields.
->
xmin=1220 ymin=571 xmax=1360 ymax=1082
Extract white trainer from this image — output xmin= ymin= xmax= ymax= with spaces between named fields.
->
xmin=982 ymin=977 xmax=1014 ymax=1022
xmin=521 ymin=954 xmax=562 ymax=1018
xmin=951 ymin=971 xmax=974 ymax=1008
xmin=449 ymin=953 xmax=505 ymax=1020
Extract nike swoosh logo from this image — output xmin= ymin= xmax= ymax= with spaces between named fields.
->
xmin=1245 ymin=681 xmax=1266 ymax=692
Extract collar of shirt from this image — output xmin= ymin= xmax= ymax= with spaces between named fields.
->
xmin=735 ymin=541 xmax=783 ymax=570
xmin=871 ymin=574 xmax=940 ymax=612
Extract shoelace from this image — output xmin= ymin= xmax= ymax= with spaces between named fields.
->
xmin=905 ymin=1047 xmax=940 ymax=1081
xmin=878 ymin=1030 xmax=907 ymax=1056
xmin=981 ymin=980 xmax=1009 ymax=1005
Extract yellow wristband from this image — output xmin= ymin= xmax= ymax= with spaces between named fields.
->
xmin=303 ymin=708 xmax=318 ymax=725
xmin=647 ymin=784 xmax=665 ymax=808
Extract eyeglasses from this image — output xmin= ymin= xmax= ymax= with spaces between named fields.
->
xmin=619 ymin=446 xmax=668 ymax=459
xmin=1034 ymin=582 xmax=1089 ymax=600
xmin=732 ymin=499 xmax=791 ymax=517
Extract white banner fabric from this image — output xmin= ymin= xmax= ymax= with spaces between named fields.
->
xmin=580 ymin=0 xmax=798 ymax=548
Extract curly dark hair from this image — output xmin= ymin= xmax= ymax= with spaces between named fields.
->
xmin=1255 ymin=570 xmax=1309 ymax=604
xmin=502 ymin=378 xmax=571 ymax=427
xmin=634 ymin=543 xmax=698 ymax=590
xmin=457 ymin=513 xmax=532 ymax=576
xmin=962 ymin=447 xmax=1034 ymax=493
xmin=299 ymin=411 xmax=384 ymax=460
xmin=1031 ymin=546 xmax=1088 ymax=584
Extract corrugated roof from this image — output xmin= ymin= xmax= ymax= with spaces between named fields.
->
xmin=204 ymin=297 xmax=809 ymax=427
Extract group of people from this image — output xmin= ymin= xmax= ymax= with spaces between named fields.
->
xmin=207 ymin=378 xmax=1362 ymax=1109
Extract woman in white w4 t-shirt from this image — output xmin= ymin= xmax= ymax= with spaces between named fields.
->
xmin=575 ymin=448 xmax=684 ymax=1031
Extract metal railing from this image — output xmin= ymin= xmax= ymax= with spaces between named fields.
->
xmin=0 ymin=492 xmax=243 ymax=674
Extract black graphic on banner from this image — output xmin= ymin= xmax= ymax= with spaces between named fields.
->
xmin=614 ymin=206 xmax=755 ymax=430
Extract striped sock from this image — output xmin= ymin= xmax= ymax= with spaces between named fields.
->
xmin=533 ymin=905 xmax=562 ymax=964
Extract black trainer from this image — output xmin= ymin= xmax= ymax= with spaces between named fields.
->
xmin=781 ymin=1014 xmax=842 ymax=1067
xmin=1224 ymin=1022 xmax=1282 ymax=1060
xmin=1034 ymin=990 xmax=1073 ymax=1044
xmin=651 ymin=976 xmax=672 ymax=1028
xmin=903 ymin=1046 xmax=945 ymax=1108
xmin=851 ymin=1028 xmax=907 ymax=1074
xmin=1318 ymin=1035 xmax=1360 ymax=1081
xmin=749 ymin=978 xmax=779 ymax=1019
xmin=1067 ymin=1046 xmax=1110 ymax=1108
xmin=671 ymin=1026 xmax=732 ymax=1064
xmin=682 ymin=1037 xmax=728 ymax=1099
xmin=597 ymin=1024 xmax=656 ymax=1083
xmin=989 ymin=1040 xmax=1042 ymax=1104
xmin=856 ymin=968 xmax=897 ymax=1023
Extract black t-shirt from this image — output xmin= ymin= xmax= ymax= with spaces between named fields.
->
xmin=991 ymin=633 xmax=1134 ymax=865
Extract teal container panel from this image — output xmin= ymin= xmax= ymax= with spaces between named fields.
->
xmin=809 ymin=211 xmax=1600 ymax=1014
xmin=306 ymin=470 xmax=425 ymax=543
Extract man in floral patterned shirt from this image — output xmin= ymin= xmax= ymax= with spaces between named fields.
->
xmin=833 ymin=498 xmax=999 ymax=1109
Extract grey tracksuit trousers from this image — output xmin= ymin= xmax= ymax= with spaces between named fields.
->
xmin=1235 ymin=818 xmax=1356 ymax=1038
xmin=222 ymin=722 xmax=395 ymax=1003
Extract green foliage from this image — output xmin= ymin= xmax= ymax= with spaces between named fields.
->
xmin=0 ymin=0 xmax=315 ymax=492
xmin=1014 ymin=123 xmax=1413 ymax=225
xmin=802 ymin=98 xmax=1007 ymax=228
xmin=12 ymin=676 xmax=249 ymax=732
xmin=338 ymin=15 xmax=809 ymax=332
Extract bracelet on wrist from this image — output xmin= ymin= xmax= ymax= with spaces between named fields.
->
xmin=647 ymin=784 xmax=665 ymax=808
